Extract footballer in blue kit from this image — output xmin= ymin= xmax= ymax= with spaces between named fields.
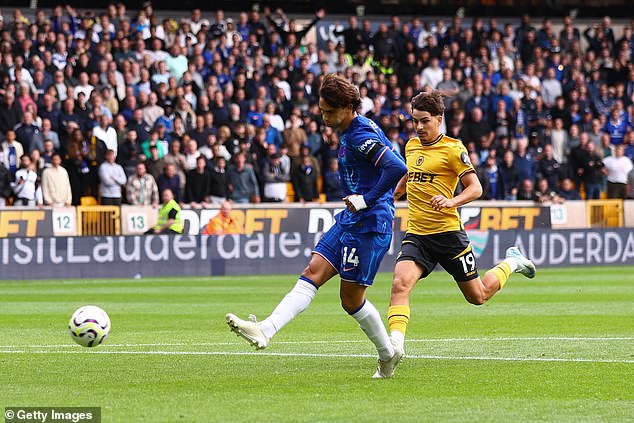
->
xmin=227 ymin=74 xmax=408 ymax=378
xmin=313 ymin=114 xmax=403 ymax=286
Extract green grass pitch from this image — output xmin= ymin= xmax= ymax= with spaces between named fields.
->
xmin=1 ymin=266 xmax=633 ymax=422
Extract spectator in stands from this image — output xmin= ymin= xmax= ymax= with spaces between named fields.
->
xmin=186 ymin=156 xmax=212 ymax=208
xmin=535 ymin=177 xmax=563 ymax=204
xmin=41 ymin=153 xmax=72 ymax=206
xmin=323 ymin=158 xmax=344 ymax=202
xmin=228 ymin=153 xmax=260 ymax=204
xmin=460 ymin=107 xmax=493 ymax=150
xmin=1 ymin=130 xmax=24 ymax=180
xmin=145 ymin=145 xmax=164 ymax=182
xmin=0 ymin=91 xmax=23 ymax=134
xmin=37 ymin=120 xmax=60 ymax=153
xmin=292 ymin=154 xmax=319 ymax=203
xmin=98 ymin=149 xmax=127 ymax=205
xmin=202 ymin=200 xmax=242 ymax=235
xmin=126 ymin=162 xmax=159 ymax=207
xmin=282 ymin=113 xmax=307 ymax=158
xmin=12 ymin=155 xmax=40 ymax=206
xmin=142 ymin=92 xmax=164 ymax=128
xmin=483 ymin=154 xmax=502 ymax=200
xmin=146 ymin=188 xmax=183 ymax=234
xmin=499 ymin=149 xmax=521 ymax=200
xmin=262 ymin=152 xmax=290 ymax=202
xmin=93 ymin=114 xmax=118 ymax=155
xmin=558 ymin=177 xmax=582 ymax=201
xmin=157 ymin=163 xmax=182 ymax=204
xmin=603 ymin=145 xmax=634 ymax=199
xmin=209 ymin=156 xmax=229 ymax=205
xmin=582 ymin=142 xmax=605 ymax=200
xmin=517 ymin=178 xmax=537 ymax=201
xmin=514 ymin=137 xmax=537 ymax=182
xmin=538 ymin=144 xmax=562 ymax=191
xmin=162 ymin=139 xmax=187 ymax=191
xmin=549 ymin=118 xmax=568 ymax=166
xmin=14 ymin=111 xmax=44 ymax=154
xmin=184 ymin=138 xmax=201 ymax=171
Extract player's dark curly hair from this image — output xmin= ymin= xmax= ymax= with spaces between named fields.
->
xmin=411 ymin=91 xmax=445 ymax=116
xmin=319 ymin=73 xmax=361 ymax=111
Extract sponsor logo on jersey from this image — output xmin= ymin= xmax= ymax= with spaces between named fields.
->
xmin=407 ymin=171 xmax=437 ymax=183
xmin=359 ymin=139 xmax=375 ymax=153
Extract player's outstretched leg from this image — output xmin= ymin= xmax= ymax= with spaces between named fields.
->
xmin=226 ymin=254 xmax=336 ymax=350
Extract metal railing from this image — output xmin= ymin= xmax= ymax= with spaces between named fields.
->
xmin=586 ymin=200 xmax=624 ymax=228
xmin=76 ymin=206 xmax=121 ymax=236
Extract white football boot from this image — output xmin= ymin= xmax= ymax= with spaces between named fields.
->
xmin=372 ymin=338 xmax=404 ymax=379
xmin=505 ymin=246 xmax=536 ymax=279
xmin=226 ymin=313 xmax=269 ymax=350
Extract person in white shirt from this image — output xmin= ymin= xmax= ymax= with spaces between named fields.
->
xmin=98 ymin=149 xmax=127 ymax=205
xmin=74 ymin=72 xmax=94 ymax=99
xmin=41 ymin=153 xmax=72 ymax=206
xmin=420 ymin=57 xmax=443 ymax=89
xmin=93 ymin=114 xmax=118 ymax=155
xmin=12 ymin=155 xmax=41 ymax=206
xmin=603 ymin=145 xmax=634 ymax=199
xmin=184 ymin=139 xmax=201 ymax=171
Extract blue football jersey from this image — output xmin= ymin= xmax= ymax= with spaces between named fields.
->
xmin=335 ymin=115 xmax=404 ymax=234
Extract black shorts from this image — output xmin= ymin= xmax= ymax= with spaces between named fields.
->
xmin=396 ymin=230 xmax=479 ymax=282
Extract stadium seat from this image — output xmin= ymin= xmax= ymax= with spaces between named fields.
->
xmin=80 ymin=196 xmax=99 ymax=206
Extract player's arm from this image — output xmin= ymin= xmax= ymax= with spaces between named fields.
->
xmin=345 ymin=144 xmax=408 ymax=212
xmin=430 ymin=172 xmax=482 ymax=211
xmin=393 ymin=174 xmax=407 ymax=201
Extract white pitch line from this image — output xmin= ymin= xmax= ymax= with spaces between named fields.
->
xmin=0 ymin=336 xmax=632 ymax=349
xmin=0 ymin=349 xmax=632 ymax=364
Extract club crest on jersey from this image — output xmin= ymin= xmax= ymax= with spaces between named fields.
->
xmin=338 ymin=146 xmax=347 ymax=158
xmin=416 ymin=156 xmax=424 ymax=166
xmin=461 ymin=152 xmax=472 ymax=166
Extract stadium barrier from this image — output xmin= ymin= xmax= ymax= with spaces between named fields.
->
xmin=586 ymin=200 xmax=624 ymax=228
xmin=0 ymin=201 xmax=633 ymax=238
xmin=0 ymin=228 xmax=632 ymax=280
xmin=76 ymin=206 xmax=121 ymax=236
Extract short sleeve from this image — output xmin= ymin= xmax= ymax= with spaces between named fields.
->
xmin=450 ymin=143 xmax=475 ymax=179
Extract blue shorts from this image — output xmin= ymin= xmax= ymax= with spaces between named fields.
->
xmin=313 ymin=223 xmax=392 ymax=286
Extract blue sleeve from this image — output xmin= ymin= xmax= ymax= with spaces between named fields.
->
xmin=363 ymin=146 xmax=407 ymax=206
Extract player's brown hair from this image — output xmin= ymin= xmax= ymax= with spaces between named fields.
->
xmin=319 ymin=73 xmax=361 ymax=111
xmin=411 ymin=91 xmax=445 ymax=116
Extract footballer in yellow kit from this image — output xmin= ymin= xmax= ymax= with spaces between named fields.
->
xmin=386 ymin=91 xmax=537 ymax=365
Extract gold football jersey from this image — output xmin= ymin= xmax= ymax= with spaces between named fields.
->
xmin=405 ymin=134 xmax=475 ymax=235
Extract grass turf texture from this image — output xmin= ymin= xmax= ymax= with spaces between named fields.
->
xmin=0 ymin=267 xmax=633 ymax=422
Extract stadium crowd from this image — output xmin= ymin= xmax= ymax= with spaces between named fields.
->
xmin=0 ymin=3 xmax=633 ymax=208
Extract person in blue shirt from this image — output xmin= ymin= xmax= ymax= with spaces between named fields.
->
xmin=227 ymin=74 xmax=408 ymax=378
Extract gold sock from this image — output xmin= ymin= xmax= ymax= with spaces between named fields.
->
xmin=388 ymin=305 xmax=410 ymax=336
xmin=489 ymin=261 xmax=512 ymax=289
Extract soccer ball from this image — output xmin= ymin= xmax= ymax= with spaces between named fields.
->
xmin=68 ymin=306 xmax=111 ymax=347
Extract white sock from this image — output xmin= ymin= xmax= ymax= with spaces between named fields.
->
xmin=350 ymin=299 xmax=394 ymax=361
xmin=260 ymin=277 xmax=318 ymax=339
xmin=505 ymin=257 xmax=519 ymax=272
xmin=390 ymin=330 xmax=405 ymax=350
